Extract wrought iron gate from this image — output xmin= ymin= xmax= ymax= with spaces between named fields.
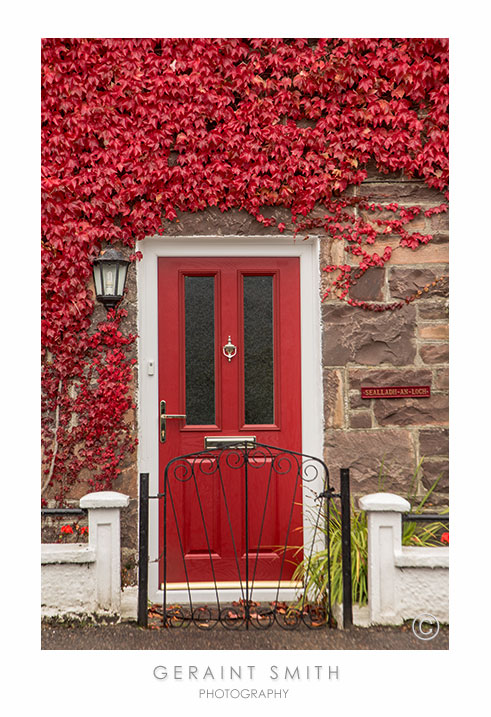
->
xmin=138 ymin=442 xmax=353 ymax=630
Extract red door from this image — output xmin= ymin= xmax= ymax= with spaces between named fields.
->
xmin=158 ymin=257 xmax=302 ymax=586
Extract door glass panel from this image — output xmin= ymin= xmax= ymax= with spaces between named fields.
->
xmin=243 ymin=275 xmax=274 ymax=424
xmin=185 ymin=276 xmax=215 ymax=424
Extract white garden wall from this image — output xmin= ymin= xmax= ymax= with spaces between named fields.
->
xmin=41 ymin=488 xmax=449 ymax=626
xmin=41 ymin=491 xmax=129 ymax=618
xmin=359 ymin=493 xmax=449 ymax=625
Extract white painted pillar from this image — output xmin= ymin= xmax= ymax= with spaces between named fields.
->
xmin=358 ymin=492 xmax=410 ymax=625
xmin=79 ymin=491 xmax=130 ymax=614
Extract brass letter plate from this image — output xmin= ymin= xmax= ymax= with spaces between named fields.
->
xmin=204 ymin=436 xmax=256 ymax=450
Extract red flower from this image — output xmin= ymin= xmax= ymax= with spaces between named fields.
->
xmin=441 ymin=532 xmax=449 ymax=545
xmin=80 ymin=526 xmax=88 ymax=535
xmin=60 ymin=525 xmax=74 ymax=534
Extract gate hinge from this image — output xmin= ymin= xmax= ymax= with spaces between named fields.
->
xmin=316 ymin=488 xmax=336 ymax=501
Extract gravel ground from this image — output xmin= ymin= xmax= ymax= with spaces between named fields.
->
xmin=41 ymin=620 xmax=448 ymax=650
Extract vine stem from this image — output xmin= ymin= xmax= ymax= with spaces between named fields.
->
xmin=41 ymin=377 xmax=63 ymax=497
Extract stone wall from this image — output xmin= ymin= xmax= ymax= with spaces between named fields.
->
xmin=55 ymin=169 xmax=448 ymax=581
xmin=322 ymin=169 xmax=448 ymax=505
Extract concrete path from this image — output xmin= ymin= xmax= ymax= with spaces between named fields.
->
xmin=41 ymin=621 xmax=448 ymax=650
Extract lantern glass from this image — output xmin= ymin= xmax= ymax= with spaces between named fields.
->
xmin=116 ymin=262 xmax=128 ymax=296
xmin=102 ymin=262 xmax=118 ymax=296
xmin=93 ymin=263 xmax=103 ymax=297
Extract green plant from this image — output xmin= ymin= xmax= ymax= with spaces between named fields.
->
xmin=293 ymin=499 xmax=369 ymax=607
xmin=401 ymin=458 xmax=449 ymax=546
xmin=293 ymin=459 xmax=448 ymax=607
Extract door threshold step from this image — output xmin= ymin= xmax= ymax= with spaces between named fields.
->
xmin=161 ymin=580 xmax=303 ymax=590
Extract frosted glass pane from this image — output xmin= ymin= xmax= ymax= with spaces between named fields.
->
xmin=243 ymin=276 xmax=274 ymax=424
xmin=185 ymin=276 xmax=215 ymax=425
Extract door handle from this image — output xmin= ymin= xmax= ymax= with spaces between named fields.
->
xmin=160 ymin=400 xmax=186 ymax=443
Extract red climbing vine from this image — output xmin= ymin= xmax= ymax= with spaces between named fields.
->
xmin=41 ymin=38 xmax=449 ymax=503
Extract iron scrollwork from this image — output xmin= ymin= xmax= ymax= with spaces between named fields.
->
xmin=159 ymin=442 xmax=335 ymax=630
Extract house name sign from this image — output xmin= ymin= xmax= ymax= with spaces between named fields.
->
xmin=361 ymin=385 xmax=431 ymax=399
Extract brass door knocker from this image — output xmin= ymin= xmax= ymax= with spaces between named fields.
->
xmin=222 ymin=336 xmax=237 ymax=362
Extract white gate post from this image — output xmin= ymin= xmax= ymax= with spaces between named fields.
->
xmin=358 ymin=492 xmax=410 ymax=625
xmin=79 ymin=491 xmax=130 ymax=614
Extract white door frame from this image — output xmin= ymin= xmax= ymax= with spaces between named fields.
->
xmin=137 ymin=235 xmax=324 ymax=603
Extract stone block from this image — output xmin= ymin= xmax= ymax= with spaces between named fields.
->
xmin=332 ymin=602 xmax=372 ymax=628
xmin=391 ymin=240 xmax=448 ymax=265
xmin=434 ymin=367 xmax=449 ymax=390
xmin=358 ymin=211 xmax=427 ymax=233
xmin=319 ymin=237 xmax=346 ymax=267
xmin=349 ymin=267 xmax=385 ymax=301
xmin=323 ymin=368 xmax=345 ymax=428
xmin=389 ymin=268 xmax=448 ymax=300
xmin=417 ymin=300 xmax=449 ymax=321
xmin=113 ymin=461 xmax=138 ymax=498
xmin=419 ymin=429 xmax=449 ymax=458
xmin=426 ymin=212 xmax=449 ymax=232
xmin=421 ymin=460 xmax=449 ymax=492
xmin=356 ymin=238 xmax=448 ymax=265
xmin=162 ymin=206 xmax=294 ymax=236
xmin=419 ymin=343 xmax=449 ymax=364
xmin=322 ymin=303 xmax=416 ymax=366
xmin=350 ymin=412 xmax=372 ymax=428
xmin=418 ymin=324 xmax=449 ymax=340
xmin=356 ymin=181 xmax=445 ymax=205
xmin=349 ymin=391 xmax=365 ymax=410
xmin=324 ymin=428 xmax=417 ymax=496
xmin=121 ymin=586 xmax=138 ymax=619
xmin=362 ymin=160 xmax=404 ymax=182
xmin=349 ymin=367 xmax=433 ymax=392
xmin=373 ymin=394 xmax=448 ymax=427
xmin=120 ymin=497 xmax=139 ymax=553
xmin=423 ymin=491 xmax=449 ymax=508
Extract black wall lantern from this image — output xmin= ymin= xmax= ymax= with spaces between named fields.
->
xmin=92 ymin=248 xmax=130 ymax=311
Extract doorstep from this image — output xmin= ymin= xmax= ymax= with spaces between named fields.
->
xmin=121 ymin=586 xmax=138 ymax=620
xmin=331 ymin=603 xmax=371 ymax=628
